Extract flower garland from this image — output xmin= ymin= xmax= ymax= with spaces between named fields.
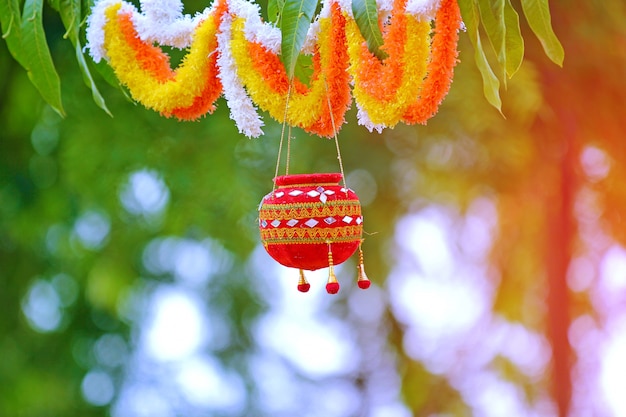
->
xmin=86 ymin=0 xmax=460 ymax=137
xmin=402 ymin=0 xmax=461 ymax=124
xmin=229 ymin=0 xmax=351 ymax=137
xmin=216 ymin=10 xmax=265 ymax=137
xmin=93 ymin=0 xmax=226 ymax=120
xmin=344 ymin=0 xmax=431 ymax=130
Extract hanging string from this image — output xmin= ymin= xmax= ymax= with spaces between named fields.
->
xmin=286 ymin=125 xmax=292 ymax=175
xmin=324 ymin=78 xmax=347 ymax=189
xmin=274 ymin=77 xmax=346 ymax=188
xmin=272 ymin=82 xmax=293 ymax=192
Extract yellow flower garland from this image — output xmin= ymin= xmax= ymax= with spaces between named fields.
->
xmin=229 ymin=2 xmax=351 ymax=136
xmin=402 ymin=0 xmax=461 ymax=124
xmin=103 ymin=2 xmax=224 ymax=117
xmin=345 ymin=0 xmax=431 ymax=127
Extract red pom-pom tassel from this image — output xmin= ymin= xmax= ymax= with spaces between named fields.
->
xmin=326 ymin=282 xmax=340 ymax=294
xmin=298 ymin=269 xmax=311 ymax=292
xmin=326 ymin=246 xmax=340 ymax=294
xmin=356 ymin=244 xmax=371 ymax=290
xmin=357 ymin=279 xmax=371 ymax=289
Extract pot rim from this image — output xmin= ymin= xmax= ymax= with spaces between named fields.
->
xmin=274 ymin=173 xmax=343 ymax=187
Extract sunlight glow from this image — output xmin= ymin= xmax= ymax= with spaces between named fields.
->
xmin=599 ymin=246 xmax=626 ymax=417
xmin=142 ymin=237 xmax=233 ymax=286
xmin=567 ymin=256 xmax=596 ymax=293
xmin=22 ymin=279 xmax=63 ymax=333
xmin=580 ymin=145 xmax=611 ymax=182
xmin=120 ymin=169 xmax=170 ymax=216
xmin=250 ymin=353 xmax=300 ymax=413
xmin=600 ymin=245 xmax=626 ymax=293
xmin=348 ymin=283 xmax=386 ymax=323
xmin=143 ymin=287 xmax=207 ymax=361
xmin=370 ymin=402 xmax=412 ymax=417
xmin=73 ymin=210 xmax=111 ymax=250
xmin=601 ymin=316 xmax=626 ymax=416
xmin=389 ymin=204 xmax=553 ymax=416
xmin=247 ymin=244 xmax=385 ymax=416
xmin=391 ymin=271 xmax=487 ymax=338
xmin=113 ymin=385 xmax=173 ymax=417
xmin=176 ymin=356 xmax=246 ymax=411
xmin=82 ymin=369 xmax=115 ymax=406
xmin=255 ymin=308 xmax=358 ymax=378
xmin=493 ymin=320 xmax=550 ymax=380
xmin=252 ymin=252 xmax=360 ymax=378
xmin=461 ymin=371 xmax=531 ymax=417
xmin=396 ymin=211 xmax=454 ymax=277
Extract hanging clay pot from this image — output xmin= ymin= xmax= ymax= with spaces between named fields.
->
xmin=258 ymin=173 xmax=370 ymax=294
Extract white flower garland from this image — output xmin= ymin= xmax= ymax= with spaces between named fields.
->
xmin=217 ymin=8 xmax=265 ymax=137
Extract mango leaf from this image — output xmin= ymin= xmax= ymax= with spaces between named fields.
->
xmin=280 ymin=0 xmax=317 ymax=79
xmin=0 ymin=0 xmax=27 ymax=67
xmin=520 ymin=0 xmax=564 ymax=66
xmin=21 ymin=0 xmax=65 ymax=116
xmin=473 ymin=31 xmax=502 ymax=112
xmin=477 ymin=0 xmax=506 ymax=80
xmin=49 ymin=0 xmax=80 ymax=43
xmin=458 ymin=0 xmax=502 ymax=112
xmin=503 ymin=0 xmax=524 ymax=78
xmin=74 ymin=43 xmax=113 ymax=115
xmin=268 ymin=0 xmax=285 ymax=24
xmin=50 ymin=0 xmax=111 ymax=115
xmin=293 ymin=53 xmax=314 ymax=85
xmin=352 ymin=0 xmax=387 ymax=60
xmin=475 ymin=0 xmax=523 ymax=81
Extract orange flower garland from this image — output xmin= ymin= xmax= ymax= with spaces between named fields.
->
xmin=229 ymin=1 xmax=351 ymax=137
xmin=308 ymin=3 xmax=352 ymax=136
xmin=101 ymin=0 xmax=225 ymax=120
xmin=402 ymin=0 xmax=461 ymax=124
xmin=345 ymin=0 xmax=439 ymax=129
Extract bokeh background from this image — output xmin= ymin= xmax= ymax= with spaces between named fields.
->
xmin=2 ymin=1 xmax=626 ymax=416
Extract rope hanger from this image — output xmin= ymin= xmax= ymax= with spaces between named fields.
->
xmin=272 ymin=77 xmax=348 ymax=192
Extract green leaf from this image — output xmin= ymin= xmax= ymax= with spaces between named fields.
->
xmin=74 ymin=43 xmax=112 ymax=116
xmin=293 ymin=53 xmax=313 ymax=85
xmin=477 ymin=0 xmax=506 ymax=79
xmin=0 ymin=0 xmax=27 ymax=67
xmin=503 ymin=0 xmax=524 ymax=78
xmin=21 ymin=0 xmax=65 ymax=116
xmin=458 ymin=0 xmax=502 ymax=112
xmin=268 ymin=0 xmax=285 ymax=24
xmin=49 ymin=0 xmax=111 ymax=115
xmin=474 ymin=31 xmax=502 ymax=111
xmin=280 ymin=0 xmax=318 ymax=79
xmin=49 ymin=0 xmax=81 ymax=43
xmin=520 ymin=0 xmax=564 ymax=66
xmin=475 ymin=0 xmax=523 ymax=81
xmin=352 ymin=0 xmax=387 ymax=60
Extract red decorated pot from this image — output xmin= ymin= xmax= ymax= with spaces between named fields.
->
xmin=258 ymin=173 xmax=363 ymax=271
